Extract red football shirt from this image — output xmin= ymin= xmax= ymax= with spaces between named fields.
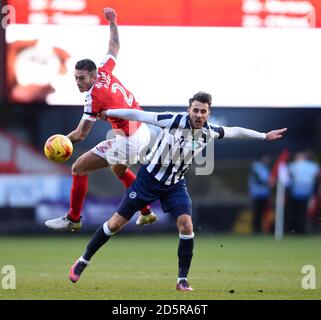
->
xmin=82 ymin=55 xmax=141 ymax=136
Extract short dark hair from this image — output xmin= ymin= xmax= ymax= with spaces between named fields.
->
xmin=75 ymin=59 xmax=97 ymax=72
xmin=189 ymin=91 xmax=212 ymax=108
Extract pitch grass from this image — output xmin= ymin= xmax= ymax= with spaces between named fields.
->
xmin=0 ymin=234 xmax=320 ymax=300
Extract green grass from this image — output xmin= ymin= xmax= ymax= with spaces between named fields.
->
xmin=0 ymin=234 xmax=320 ymax=300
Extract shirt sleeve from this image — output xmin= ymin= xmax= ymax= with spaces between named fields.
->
xmin=221 ymin=126 xmax=266 ymax=140
xmin=106 ymin=109 xmax=176 ymax=127
xmin=154 ymin=112 xmax=177 ymax=127
xmin=81 ymin=92 xmax=99 ymax=122
xmin=209 ymin=124 xmax=225 ymax=139
xmin=98 ymin=54 xmax=117 ymax=73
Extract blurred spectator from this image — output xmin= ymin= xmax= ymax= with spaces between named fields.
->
xmin=248 ymin=155 xmax=272 ymax=233
xmin=307 ymin=171 xmax=321 ymax=232
xmin=286 ymin=151 xmax=320 ymax=234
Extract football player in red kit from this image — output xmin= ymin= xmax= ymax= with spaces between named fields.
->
xmin=45 ymin=7 xmax=156 ymax=231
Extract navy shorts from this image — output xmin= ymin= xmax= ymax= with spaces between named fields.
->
xmin=117 ymin=166 xmax=192 ymax=221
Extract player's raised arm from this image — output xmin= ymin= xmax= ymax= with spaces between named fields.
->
xmin=103 ymin=7 xmax=119 ymax=58
xmin=67 ymin=119 xmax=95 ymax=143
xmin=222 ymin=126 xmax=287 ymax=141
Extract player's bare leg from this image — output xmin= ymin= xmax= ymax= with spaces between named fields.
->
xmin=111 ymin=164 xmax=157 ymax=226
xmin=176 ymin=214 xmax=194 ymax=291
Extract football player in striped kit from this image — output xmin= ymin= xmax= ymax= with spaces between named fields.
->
xmin=68 ymin=91 xmax=287 ymax=291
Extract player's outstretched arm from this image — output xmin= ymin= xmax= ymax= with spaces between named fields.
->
xmin=103 ymin=7 xmax=119 ymax=58
xmin=265 ymin=128 xmax=287 ymax=141
xmin=101 ymin=109 xmax=158 ymax=125
xmin=222 ymin=126 xmax=287 ymax=140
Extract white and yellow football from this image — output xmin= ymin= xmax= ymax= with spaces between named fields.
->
xmin=44 ymin=134 xmax=73 ymax=163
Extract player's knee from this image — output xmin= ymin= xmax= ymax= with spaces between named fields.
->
xmin=111 ymin=164 xmax=128 ymax=177
xmin=177 ymin=217 xmax=193 ymax=235
xmin=107 ymin=213 xmax=128 ymax=233
xmin=103 ymin=221 xmax=119 ymax=235
xmin=71 ymin=158 xmax=86 ymax=175
xmin=107 ymin=220 xmax=123 ymax=233
xmin=71 ymin=162 xmax=81 ymax=175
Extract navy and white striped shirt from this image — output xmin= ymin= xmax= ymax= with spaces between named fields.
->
xmin=144 ymin=112 xmax=224 ymax=185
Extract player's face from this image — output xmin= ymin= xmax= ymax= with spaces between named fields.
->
xmin=188 ymin=101 xmax=210 ymax=129
xmin=74 ymin=69 xmax=96 ymax=92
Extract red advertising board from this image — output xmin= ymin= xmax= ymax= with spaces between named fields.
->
xmin=7 ymin=0 xmax=321 ymax=28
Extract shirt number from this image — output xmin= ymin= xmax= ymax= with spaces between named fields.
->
xmin=111 ymin=83 xmax=134 ymax=107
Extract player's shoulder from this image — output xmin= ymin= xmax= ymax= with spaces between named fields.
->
xmin=90 ymin=77 xmax=108 ymax=96
xmin=169 ymin=112 xmax=190 ymax=129
xmin=179 ymin=111 xmax=189 ymax=117
xmin=156 ymin=111 xmax=187 ymax=121
xmin=85 ymin=83 xmax=104 ymax=107
xmin=100 ymin=54 xmax=117 ymax=66
xmin=207 ymin=122 xmax=221 ymax=129
xmin=164 ymin=111 xmax=188 ymax=118
xmin=97 ymin=65 xmax=112 ymax=76
xmin=98 ymin=54 xmax=117 ymax=73
xmin=207 ymin=122 xmax=224 ymax=138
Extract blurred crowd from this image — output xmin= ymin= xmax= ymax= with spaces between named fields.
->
xmin=248 ymin=149 xmax=321 ymax=234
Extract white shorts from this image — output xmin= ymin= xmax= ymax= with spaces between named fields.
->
xmin=91 ymin=123 xmax=150 ymax=166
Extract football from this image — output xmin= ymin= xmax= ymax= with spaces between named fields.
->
xmin=44 ymin=134 xmax=73 ymax=163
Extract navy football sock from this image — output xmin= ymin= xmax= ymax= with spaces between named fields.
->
xmin=177 ymin=237 xmax=194 ymax=278
xmin=82 ymin=225 xmax=110 ymax=261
